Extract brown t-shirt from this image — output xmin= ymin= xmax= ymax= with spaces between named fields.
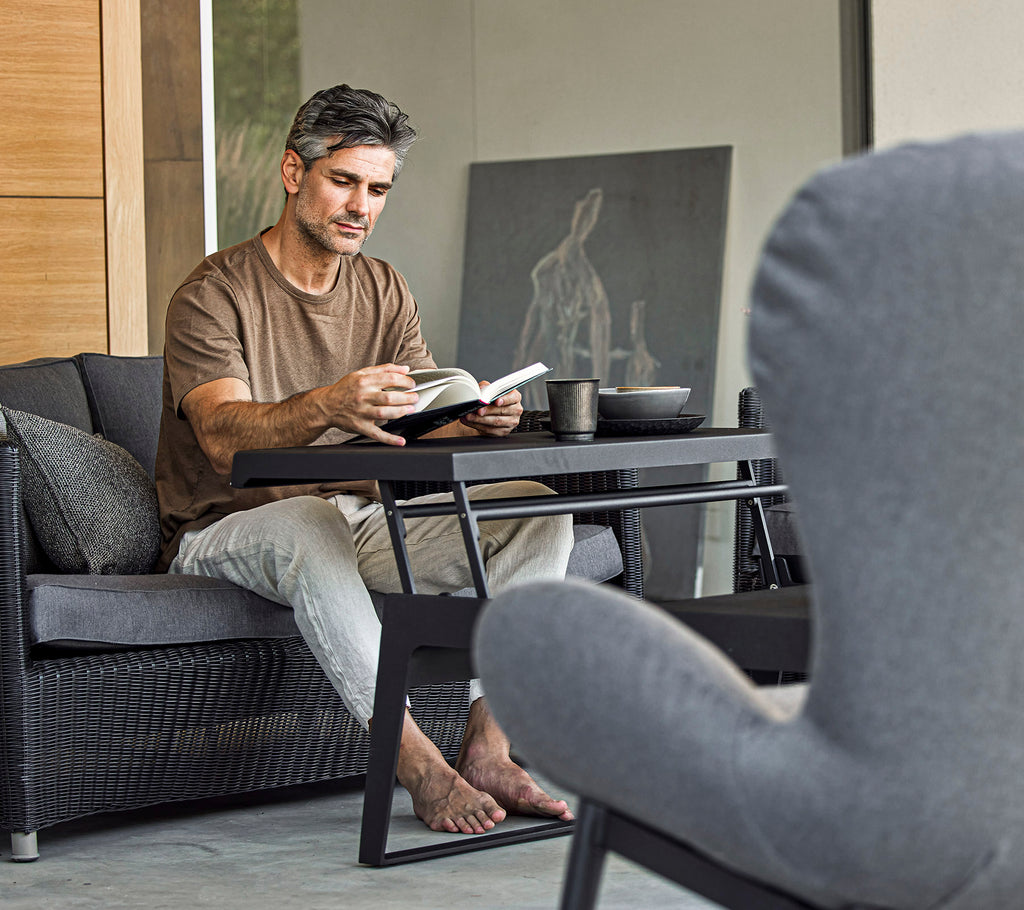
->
xmin=154 ymin=233 xmax=435 ymax=571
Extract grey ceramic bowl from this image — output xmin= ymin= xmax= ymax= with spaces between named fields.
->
xmin=597 ymin=386 xmax=691 ymax=420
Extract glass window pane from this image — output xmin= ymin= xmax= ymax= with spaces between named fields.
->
xmin=212 ymin=0 xmax=301 ymax=248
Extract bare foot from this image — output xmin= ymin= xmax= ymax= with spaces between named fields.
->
xmin=456 ymin=697 xmax=574 ymax=822
xmin=393 ymin=709 xmax=507 ymax=834
xmin=404 ymin=762 xmax=507 ymax=834
xmin=458 ymin=751 xmax=574 ymax=821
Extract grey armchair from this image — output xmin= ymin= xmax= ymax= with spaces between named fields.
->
xmin=475 ymin=130 xmax=1024 ymax=908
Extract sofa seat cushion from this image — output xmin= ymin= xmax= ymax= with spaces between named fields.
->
xmin=449 ymin=523 xmax=622 ymax=596
xmin=28 ymin=525 xmax=623 ymax=650
xmin=28 ymin=573 xmax=301 ymax=648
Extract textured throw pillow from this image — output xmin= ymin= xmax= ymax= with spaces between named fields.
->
xmin=2 ymin=406 xmax=161 ymax=574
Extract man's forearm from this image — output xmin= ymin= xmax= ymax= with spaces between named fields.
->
xmin=184 ymin=363 xmax=422 ymax=470
xmin=196 ymin=389 xmax=330 ymax=473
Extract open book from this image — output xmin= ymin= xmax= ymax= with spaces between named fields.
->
xmin=378 ymin=362 xmax=551 ymax=440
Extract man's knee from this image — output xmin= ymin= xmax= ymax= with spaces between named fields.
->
xmin=242 ymin=495 xmax=354 ymax=553
xmin=480 ymin=480 xmax=558 ymax=500
xmin=477 ymin=482 xmax=574 ymax=554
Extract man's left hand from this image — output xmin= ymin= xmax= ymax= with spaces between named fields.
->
xmin=460 ymin=382 xmax=523 ymax=437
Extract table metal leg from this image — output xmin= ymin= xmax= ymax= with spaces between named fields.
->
xmin=358 ymin=602 xmax=414 ymax=865
xmin=451 ymin=481 xmax=490 ymax=598
xmin=379 ymin=481 xmax=417 ymax=594
xmin=359 ymin=594 xmax=573 ymax=865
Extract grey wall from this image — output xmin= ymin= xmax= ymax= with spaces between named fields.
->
xmin=871 ymin=0 xmax=1024 ymax=148
xmin=299 ymin=0 xmax=846 ymax=595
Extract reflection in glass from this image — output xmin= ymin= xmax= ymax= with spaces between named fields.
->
xmin=212 ymin=0 xmax=301 ymax=248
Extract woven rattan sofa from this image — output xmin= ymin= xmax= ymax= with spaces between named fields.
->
xmin=0 ymin=352 xmax=640 ymax=861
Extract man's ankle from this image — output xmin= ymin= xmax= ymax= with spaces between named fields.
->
xmin=458 ymin=709 xmax=512 ymax=770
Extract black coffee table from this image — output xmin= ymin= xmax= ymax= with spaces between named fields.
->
xmin=232 ymin=428 xmax=786 ymax=865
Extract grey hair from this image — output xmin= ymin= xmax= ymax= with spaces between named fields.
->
xmin=285 ymin=84 xmax=417 ymax=179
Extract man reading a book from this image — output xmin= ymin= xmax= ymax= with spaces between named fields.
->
xmin=154 ymin=84 xmax=575 ymax=835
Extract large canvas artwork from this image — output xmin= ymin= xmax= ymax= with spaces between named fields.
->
xmin=456 ymin=147 xmax=732 ymax=599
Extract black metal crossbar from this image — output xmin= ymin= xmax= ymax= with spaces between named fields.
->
xmin=389 ymin=480 xmax=789 ymax=522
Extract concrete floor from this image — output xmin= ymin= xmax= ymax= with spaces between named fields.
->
xmin=1 ymin=778 xmax=716 ymax=909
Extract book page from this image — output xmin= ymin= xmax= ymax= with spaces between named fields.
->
xmin=407 ymin=367 xmax=476 ymax=391
xmin=405 ymin=368 xmax=480 ymax=411
xmin=376 ymin=362 xmax=549 ymax=439
xmin=479 ymin=362 xmax=550 ymax=402
xmin=395 ymin=363 xmax=548 ymax=413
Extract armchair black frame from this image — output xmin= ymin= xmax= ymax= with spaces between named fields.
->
xmin=561 ymin=801 xmax=820 ymax=910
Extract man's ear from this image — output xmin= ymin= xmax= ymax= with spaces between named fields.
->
xmin=281 ymin=150 xmax=305 ymax=195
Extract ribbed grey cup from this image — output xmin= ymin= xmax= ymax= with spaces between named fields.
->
xmin=546 ymin=379 xmax=600 ymax=441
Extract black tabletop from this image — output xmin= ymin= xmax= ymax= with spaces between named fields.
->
xmin=231 ymin=428 xmax=775 ymax=488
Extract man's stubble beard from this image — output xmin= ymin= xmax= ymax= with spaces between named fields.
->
xmin=294 ymin=196 xmax=371 ymax=259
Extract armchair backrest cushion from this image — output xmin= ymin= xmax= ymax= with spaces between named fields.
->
xmin=748 ymin=130 xmax=1024 ymax=787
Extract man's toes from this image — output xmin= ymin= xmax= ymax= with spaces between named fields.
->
xmin=530 ymin=794 xmax=573 ymax=819
xmin=472 ymin=812 xmax=495 ymax=832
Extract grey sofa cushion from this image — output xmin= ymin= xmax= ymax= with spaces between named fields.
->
xmin=3 ymin=407 xmax=161 ymax=575
xmin=77 ymin=353 xmax=164 ymax=479
xmin=0 ymin=356 xmax=93 ymax=431
xmin=452 ymin=523 xmax=622 ymax=595
xmin=0 ymin=356 xmax=98 ymax=574
xmin=28 ymin=524 xmax=623 ymax=649
xmin=28 ymin=573 xmax=301 ymax=647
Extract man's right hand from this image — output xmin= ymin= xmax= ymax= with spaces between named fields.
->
xmin=318 ymin=363 xmax=419 ymax=444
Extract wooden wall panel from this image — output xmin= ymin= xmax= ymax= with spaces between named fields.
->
xmin=144 ymin=159 xmax=205 ymax=349
xmin=140 ymin=0 xmax=206 ymax=355
xmin=102 ymin=0 xmax=149 ymax=355
xmin=0 ymin=198 xmax=108 ymax=361
xmin=0 ymin=0 xmax=104 ymax=198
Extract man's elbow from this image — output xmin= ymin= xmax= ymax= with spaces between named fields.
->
xmin=208 ymin=447 xmax=236 ymax=476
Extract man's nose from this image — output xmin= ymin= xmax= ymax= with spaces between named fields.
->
xmin=347 ymin=184 xmax=371 ymax=216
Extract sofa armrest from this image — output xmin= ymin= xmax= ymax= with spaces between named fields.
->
xmin=0 ymin=441 xmax=31 ymax=674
